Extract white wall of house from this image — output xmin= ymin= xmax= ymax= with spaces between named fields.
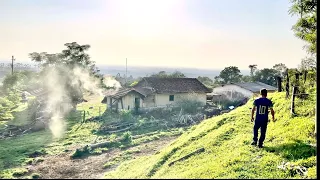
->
xmin=106 ymin=92 xmax=144 ymax=111
xmin=154 ymin=93 xmax=207 ymax=107
xmin=143 ymin=95 xmax=156 ymax=107
xmin=106 ymin=92 xmax=207 ymax=110
xmin=212 ymin=85 xmax=254 ymax=100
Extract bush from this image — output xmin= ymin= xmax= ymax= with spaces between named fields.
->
xmin=71 ymin=145 xmax=91 ymax=159
xmin=31 ymin=173 xmax=41 ymax=179
xmin=12 ymin=168 xmax=28 ymax=177
xmin=175 ymin=99 xmax=203 ymax=114
xmin=109 ymin=134 xmax=117 ymax=141
xmin=121 ymin=131 xmax=132 ymax=144
xmin=0 ymin=96 xmax=16 ymax=120
xmin=104 ymin=161 xmax=117 ymax=169
xmin=6 ymin=91 xmax=21 ymax=105
xmin=138 ymin=117 xmax=148 ymax=126
xmin=119 ymin=110 xmax=133 ymax=122
xmin=0 ymin=97 xmax=15 ymax=109
xmin=34 ymin=157 xmax=44 ymax=164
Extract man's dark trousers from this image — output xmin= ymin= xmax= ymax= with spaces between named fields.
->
xmin=253 ymin=120 xmax=268 ymax=145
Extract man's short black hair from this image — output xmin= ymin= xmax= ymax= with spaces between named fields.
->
xmin=260 ymin=88 xmax=267 ymax=96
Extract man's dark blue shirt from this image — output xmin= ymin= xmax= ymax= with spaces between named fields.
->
xmin=253 ymin=97 xmax=273 ymax=122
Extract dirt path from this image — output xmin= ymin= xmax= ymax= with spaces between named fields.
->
xmin=26 ymin=136 xmax=177 ymax=179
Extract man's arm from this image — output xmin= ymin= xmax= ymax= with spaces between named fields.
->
xmin=251 ymin=106 xmax=256 ymax=122
xmin=269 ymin=100 xmax=275 ymax=122
xmin=270 ymin=108 xmax=275 ymax=121
xmin=251 ymin=100 xmax=256 ymax=122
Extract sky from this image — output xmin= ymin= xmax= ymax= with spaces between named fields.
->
xmin=0 ymin=0 xmax=307 ymax=70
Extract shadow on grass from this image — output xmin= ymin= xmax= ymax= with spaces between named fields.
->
xmin=0 ymin=130 xmax=53 ymax=171
xmin=264 ymin=139 xmax=316 ymax=161
xmin=0 ymin=109 xmax=84 ymax=171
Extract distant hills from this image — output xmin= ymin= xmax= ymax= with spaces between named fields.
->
xmin=98 ymin=65 xmax=250 ymax=79
xmin=0 ymin=60 xmax=250 ymax=79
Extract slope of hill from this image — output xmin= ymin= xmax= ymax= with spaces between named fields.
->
xmin=105 ymin=92 xmax=316 ymax=179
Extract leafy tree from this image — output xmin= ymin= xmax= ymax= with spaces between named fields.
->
xmin=29 ymin=42 xmax=103 ymax=106
xmin=1 ymin=71 xmax=36 ymax=93
xmin=273 ymin=63 xmax=288 ymax=78
xmin=241 ymin=75 xmax=251 ymax=82
xmin=215 ymin=66 xmax=242 ymax=84
xmin=289 ymin=0 xmax=317 ymax=55
xmin=150 ymin=71 xmax=167 ymax=78
xmin=197 ymin=76 xmax=214 ymax=87
xmin=150 ymin=71 xmax=186 ymax=78
xmin=298 ymin=56 xmax=316 ymax=71
xmin=253 ymin=68 xmax=278 ymax=86
xmin=170 ymin=71 xmax=186 ymax=78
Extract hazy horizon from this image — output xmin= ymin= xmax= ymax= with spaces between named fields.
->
xmin=0 ymin=59 xmax=250 ymax=79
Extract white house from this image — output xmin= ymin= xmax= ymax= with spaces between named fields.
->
xmin=211 ymin=82 xmax=277 ymax=100
xmin=102 ymin=77 xmax=211 ymax=111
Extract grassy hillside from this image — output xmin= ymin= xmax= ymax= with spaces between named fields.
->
xmin=105 ymin=92 xmax=317 ymax=179
xmin=0 ymin=95 xmax=185 ymax=179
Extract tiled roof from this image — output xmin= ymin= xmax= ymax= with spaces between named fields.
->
xmin=103 ymin=87 xmax=148 ymax=100
xmin=110 ymin=88 xmax=146 ymax=99
xmin=133 ymin=77 xmax=211 ymax=94
xmin=231 ymin=82 xmax=277 ymax=93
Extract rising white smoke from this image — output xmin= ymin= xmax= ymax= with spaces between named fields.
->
xmin=40 ymin=65 xmax=105 ymax=139
xmin=103 ymin=75 xmax=121 ymax=89
xmin=71 ymin=67 xmax=104 ymax=96
xmin=102 ymin=75 xmax=122 ymax=96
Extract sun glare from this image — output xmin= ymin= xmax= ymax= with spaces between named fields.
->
xmin=109 ymin=0 xmax=184 ymax=37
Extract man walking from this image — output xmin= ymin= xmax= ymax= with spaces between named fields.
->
xmin=251 ymin=88 xmax=275 ymax=148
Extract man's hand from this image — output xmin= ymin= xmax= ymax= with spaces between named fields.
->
xmin=251 ymin=117 xmax=254 ymax=122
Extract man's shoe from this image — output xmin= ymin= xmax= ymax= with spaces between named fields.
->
xmin=258 ymin=144 xmax=263 ymax=148
xmin=251 ymin=141 xmax=257 ymax=146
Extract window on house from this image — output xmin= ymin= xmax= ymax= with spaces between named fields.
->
xmin=169 ymin=95 xmax=174 ymax=101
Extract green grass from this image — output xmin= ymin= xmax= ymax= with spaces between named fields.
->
xmin=0 ymin=99 xmax=108 ymax=172
xmin=0 ymin=130 xmax=52 ymax=171
xmin=0 ymin=167 xmax=29 ymax=179
xmin=105 ymin=92 xmax=317 ymax=179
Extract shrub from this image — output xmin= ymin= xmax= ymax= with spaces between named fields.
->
xmin=104 ymin=161 xmax=117 ymax=169
xmin=121 ymin=131 xmax=132 ymax=144
xmin=6 ymin=91 xmax=21 ymax=105
xmin=175 ymin=99 xmax=203 ymax=114
xmin=31 ymin=173 xmax=41 ymax=179
xmin=34 ymin=157 xmax=44 ymax=164
xmin=109 ymin=134 xmax=117 ymax=141
xmin=119 ymin=110 xmax=133 ymax=122
xmin=12 ymin=168 xmax=28 ymax=177
xmin=71 ymin=145 xmax=91 ymax=159
xmin=24 ymin=158 xmax=34 ymax=165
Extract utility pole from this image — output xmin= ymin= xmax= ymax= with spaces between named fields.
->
xmin=125 ymin=58 xmax=127 ymax=85
xmin=11 ymin=55 xmax=15 ymax=75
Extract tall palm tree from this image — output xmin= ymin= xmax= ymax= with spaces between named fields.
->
xmin=248 ymin=64 xmax=257 ymax=81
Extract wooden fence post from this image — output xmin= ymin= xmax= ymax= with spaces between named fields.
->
xmin=276 ymin=76 xmax=282 ymax=92
xmin=286 ymin=71 xmax=290 ymax=99
xmin=315 ymin=105 xmax=317 ymax=138
xmin=290 ymin=86 xmax=298 ymax=115
xmin=304 ymin=70 xmax=307 ymax=83
xmin=83 ymin=110 xmax=86 ymax=123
